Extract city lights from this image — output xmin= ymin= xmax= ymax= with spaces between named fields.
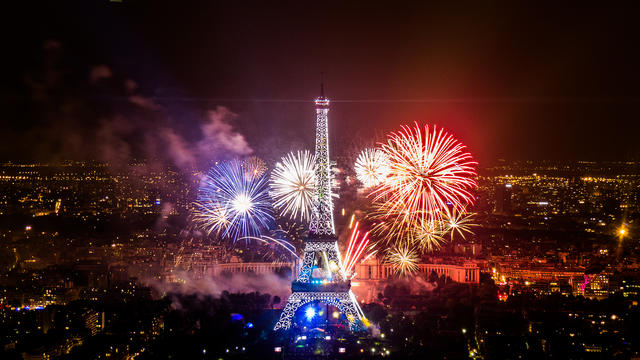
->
xmin=618 ymin=227 xmax=627 ymax=237
xmin=4 ymin=2 xmax=639 ymax=359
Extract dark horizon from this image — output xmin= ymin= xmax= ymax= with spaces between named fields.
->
xmin=3 ymin=1 xmax=640 ymax=166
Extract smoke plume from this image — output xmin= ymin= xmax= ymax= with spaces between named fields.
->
xmin=3 ymin=39 xmax=253 ymax=173
xmin=146 ymin=271 xmax=292 ymax=304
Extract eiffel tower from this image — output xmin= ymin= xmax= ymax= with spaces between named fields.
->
xmin=274 ymin=84 xmax=367 ymax=331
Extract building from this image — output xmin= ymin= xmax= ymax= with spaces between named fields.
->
xmin=83 ymin=310 xmax=104 ymax=336
xmin=353 ymin=258 xmax=480 ymax=283
xmin=351 ymin=258 xmax=480 ymax=302
xmin=204 ymin=257 xmax=480 ymax=304
xmin=209 ymin=262 xmax=296 ymax=278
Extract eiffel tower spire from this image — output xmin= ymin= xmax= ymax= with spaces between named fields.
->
xmin=274 ymin=84 xmax=367 ymax=332
xmin=309 ymin=79 xmax=334 ymax=237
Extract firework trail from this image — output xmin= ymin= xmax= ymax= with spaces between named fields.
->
xmin=273 ymin=218 xmax=306 ymax=251
xmin=342 ymin=221 xmax=372 ymax=277
xmin=372 ymin=123 xmax=477 ymax=227
xmin=371 ymin=208 xmax=475 ymax=252
xmin=240 ymin=236 xmax=300 ymax=261
xmin=354 ymin=148 xmax=390 ymax=188
xmin=269 ymin=150 xmax=316 ymax=221
xmin=384 ymin=244 xmax=420 ymax=276
xmin=193 ymin=160 xmax=273 ymax=242
xmin=370 ymin=208 xmax=472 ymax=246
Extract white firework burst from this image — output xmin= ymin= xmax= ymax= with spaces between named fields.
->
xmin=444 ymin=208 xmax=476 ymax=240
xmin=270 ymin=150 xmax=316 ymax=221
xmin=354 ymin=148 xmax=390 ymax=188
xmin=412 ymin=218 xmax=447 ymax=252
xmin=384 ymin=244 xmax=420 ymax=276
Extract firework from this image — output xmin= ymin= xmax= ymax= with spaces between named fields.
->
xmin=384 ymin=244 xmax=419 ymax=276
xmin=194 ymin=160 xmax=273 ymax=241
xmin=370 ymin=212 xmax=446 ymax=252
xmin=243 ymin=156 xmax=268 ymax=179
xmin=444 ymin=208 xmax=475 ymax=240
xmin=273 ymin=218 xmax=306 ymax=251
xmin=240 ymin=236 xmax=300 ymax=260
xmin=192 ymin=200 xmax=230 ymax=236
xmin=412 ymin=218 xmax=447 ymax=251
xmin=354 ymin=148 xmax=390 ymax=188
xmin=270 ymin=150 xmax=316 ymax=221
xmin=342 ymin=222 xmax=372 ymax=277
xmin=372 ymin=208 xmax=475 ymax=252
xmin=372 ymin=123 xmax=477 ymax=227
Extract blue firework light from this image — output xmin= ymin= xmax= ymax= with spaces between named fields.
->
xmin=195 ymin=159 xmax=274 ymax=241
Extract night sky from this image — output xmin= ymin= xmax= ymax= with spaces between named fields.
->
xmin=3 ymin=1 xmax=640 ymax=166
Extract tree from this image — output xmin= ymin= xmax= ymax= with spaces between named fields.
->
xmin=271 ymin=296 xmax=281 ymax=309
xmin=363 ymin=303 xmax=388 ymax=323
xmin=428 ymin=270 xmax=439 ymax=283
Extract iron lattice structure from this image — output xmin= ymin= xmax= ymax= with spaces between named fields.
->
xmin=295 ymin=240 xmax=345 ymax=283
xmin=275 ymin=88 xmax=367 ymax=332
xmin=274 ymin=292 xmax=365 ymax=330
xmin=308 ymin=95 xmax=335 ymax=236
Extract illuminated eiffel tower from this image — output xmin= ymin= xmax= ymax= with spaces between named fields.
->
xmin=274 ymin=84 xmax=367 ymax=331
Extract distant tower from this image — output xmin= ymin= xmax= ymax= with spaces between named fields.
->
xmin=274 ymin=84 xmax=367 ymax=331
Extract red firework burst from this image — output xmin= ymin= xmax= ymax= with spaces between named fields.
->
xmin=372 ymin=122 xmax=477 ymax=227
xmin=342 ymin=221 xmax=373 ymax=277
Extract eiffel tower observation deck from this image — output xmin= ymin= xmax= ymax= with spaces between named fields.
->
xmin=274 ymin=84 xmax=367 ymax=332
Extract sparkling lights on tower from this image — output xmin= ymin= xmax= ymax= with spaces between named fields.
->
xmin=308 ymin=84 xmax=335 ymax=236
xmin=274 ymin=83 xmax=368 ymax=332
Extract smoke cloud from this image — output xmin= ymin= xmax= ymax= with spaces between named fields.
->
xmin=146 ymin=271 xmax=292 ymax=305
xmin=92 ymin=95 xmax=252 ymax=173
xmin=3 ymin=39 xmax=253 ymax=173
xmin=89 ymin=65 xmax=113 ymax=84
xmin=198 ymin=107 xmax=253 ymax=158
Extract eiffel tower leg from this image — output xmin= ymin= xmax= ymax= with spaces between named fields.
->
xmin=274 ymin=291 xmax=366 ymax=331
xmin=335 ymin=292 xmax=363 ymax=331
xmin=274 ymin=293 xmax=303 ymax=330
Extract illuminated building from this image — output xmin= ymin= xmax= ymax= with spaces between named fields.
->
xmin=580 ymin=274 xmax=610 ymax=299
xmin=351 ymin=258 xmax=480 ymax=302
xmin=83 ymin=310 xmax=104 ymax=336
xmin=205 ymin=257 xmax=481 ymax=304
xmin=497 ymin=267 xmax=584 ymax=283
xmin=210 ymin=261 xmax=295 ymax=277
